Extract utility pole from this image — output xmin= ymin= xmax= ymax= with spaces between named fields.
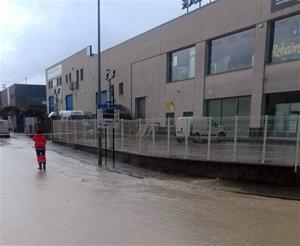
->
xmin=97 ymin=0 xmax=103 ymax=167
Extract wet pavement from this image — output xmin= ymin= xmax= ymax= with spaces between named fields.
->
xmin=1 ymin=135 xmax=299 ymax=245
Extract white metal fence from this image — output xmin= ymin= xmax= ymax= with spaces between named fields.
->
xmin=52 ymin=115 xmax=300 ymax=171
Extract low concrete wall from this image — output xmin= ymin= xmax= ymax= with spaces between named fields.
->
xmin=54 ymin=141 xmax=300 ymax=187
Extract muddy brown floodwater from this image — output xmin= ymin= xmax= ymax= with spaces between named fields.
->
xmin=1 ymin=135 xmax=299 ymax=245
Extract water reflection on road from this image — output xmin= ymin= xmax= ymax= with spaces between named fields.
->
xmin=1 ymin=135 xmax=299 ymax=245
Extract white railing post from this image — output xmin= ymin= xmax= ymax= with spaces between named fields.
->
xmin=94 ymin=119 xmax=97 ymax=141
xmin=121 ymin=119 xmax=124 ymax=151
xmin=233 ymin=116 xmax=238 ymax=162
xmin=167 ymin=117 xmax=170 ymax=157
xmin=152 ymin=119 xmax=155 ymax=154
xmin=74 ymin=121 xmax=77 ymax=144
xmin=83 ymin=121 xmax=87 ymax=146
xmin=207 ymin=117 xmax=212 ymax=161
xmin=139 ymin=118 xmax=142 ymax=153
xmin=185 ymin=117 xmax=189 ymax=159
xmin=59 ymin=121 xmax=62 ymax=141
xmin=295 ymin=115 xmax=300 ymax=173
xmin=65 ymin=120 xmax=68 ymax=143
xmin=262 ymin=115 xmax=268 ymax=164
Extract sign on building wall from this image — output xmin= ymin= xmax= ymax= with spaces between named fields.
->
xmin=182 ymin=0 xmax=201 ymax=10
xmin=182 ymin=0 xmax=216 ymax=11
xmin=47 ymin=64 xmax=62 ymax=80
xmin=271 ymin=0 xmax=300 ymax=12
xmin=271 ymin=13 xmax=300 ymax=62
xmin=166 ymin=100 xmax=174 ymax=113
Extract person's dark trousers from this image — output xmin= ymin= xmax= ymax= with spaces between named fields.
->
xmin=36 ymin=148 xmax=46 ymax=170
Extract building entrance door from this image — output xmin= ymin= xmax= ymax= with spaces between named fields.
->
xmin=65 ymin=94 xmax=73 ymax=111
xmin=135 ymin=97 xmax=145 ymax=119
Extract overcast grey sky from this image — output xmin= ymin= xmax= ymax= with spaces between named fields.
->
xmin=0 ymin=0 xmax=199 ymax=87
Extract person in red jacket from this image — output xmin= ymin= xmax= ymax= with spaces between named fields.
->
xmin=33 ymin=130 xmax=47 ymax=170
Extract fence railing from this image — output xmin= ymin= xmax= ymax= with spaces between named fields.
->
xmin=52 ymin=115 xmax=300 ymax=171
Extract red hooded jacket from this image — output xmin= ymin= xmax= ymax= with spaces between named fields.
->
xmin=33 ymin=134 xmax=46 ymax=149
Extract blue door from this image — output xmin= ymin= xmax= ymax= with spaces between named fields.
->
xmin=100 ymin=91 xmax=107 ymax=105
xmin=65 ymin=95 xmax=73 ymax=110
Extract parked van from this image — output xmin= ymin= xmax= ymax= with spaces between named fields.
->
xmin=48 ymin=110 xmax=87 ymax=120
xmin=59 ymin=110 xmax=86 ymax=120
xmin=175 ymin=117 xmax=226 ymax=142
xmin=0 ymin=119 xmax=10 ymax=137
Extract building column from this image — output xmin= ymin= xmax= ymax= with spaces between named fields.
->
xmin=250 ymin=22 xmax=268 ymax=135
xmin=194 ymin=41 xmax=206 ymax=117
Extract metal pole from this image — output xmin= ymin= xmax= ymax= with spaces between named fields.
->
xmin=185 ymin=117 xmax=188 ymax=159
xmin=233 ymin=116 xmax=238 ymax=162
xmin=139 ymin=118 xmax=142 ymax=153
xmin=113 ymin=127 xmax=115 ymax=168
xmin=51 ymin=119 xmax=54 ymax=140
xmin=262 ymin=115 xmax=268 ymax=164
xmin=121 ymin=118 xmax=124 ymax=150
xmin=97 ymin=0 xmax=102 ymax=166
xmin=295 ymin=115 xmax=300 ymax=173
xmin=107 ymin=127 xmax=110 ymax=149
xmin=167 ymin=117 xmax=170 ymax=157
xmin=52 ymin=120 xmax=55 ymax=141
xmin=94 ymin=119 xmax=97 ymax=142
xmin=152 ymin=119 xmax=155 ymax=154
xmin=105 ymin=128 xmax=107 ymax=167
xmin=207 ymin=117 xmax=212 ymax=161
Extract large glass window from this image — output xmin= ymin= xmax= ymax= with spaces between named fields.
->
xmin=169 ymin=46 xmax=195 ymax=82
xmin=209 ymin=29 xmax=255 ymax=74
xmin=271 ymin=14 xmax=300 ymax=63
xmin=265 ymin=91 xmax=300 ymax=115
xmin=265 ymin=91 xmax=300 ymax=138
xmin=207 ymin=96 xmax=251 ymax=118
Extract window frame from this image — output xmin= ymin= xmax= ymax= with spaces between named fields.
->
xmin=76 ymin=70 xmax=79 ymax=82
xmin=167 ymin=45 xmax=196 ymax=83
xmin=206 ymin=96 xmax=251 ymax=118
xmin=268 ymin=13 xmax=300 ymax=64
xmin=80 ymin=68 xmax=84 ymax=81
xmin=208 ymin=28 xmax=256 ymax=75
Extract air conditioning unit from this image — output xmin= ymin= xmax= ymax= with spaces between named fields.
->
xmin=74 ymin=81 xmax=79 ymax=90
xmin=69 ymin=82 xmax=74 ymax=90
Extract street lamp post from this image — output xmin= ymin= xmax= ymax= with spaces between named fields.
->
xmin=105 ymin=69 xmax=116 ymax=167
xmin=97 ymin=0 xmax=102 ymax=166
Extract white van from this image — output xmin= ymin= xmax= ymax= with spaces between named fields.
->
xmin=175 ymin=117 xmax=225 ymax=142
xmin=59 ymin=110 xmax=86 ymax=120
xmin=0 ymin=119 xmax=10 ymax=137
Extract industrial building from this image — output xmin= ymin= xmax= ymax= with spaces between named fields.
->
xmin=0 ymin=84 xmax=46 ymax=132
xmin=46 ymin=0 xmax=300 ymax=134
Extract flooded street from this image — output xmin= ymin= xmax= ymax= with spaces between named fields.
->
xmin=1 ymin=135 xmax=299 ymax=245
